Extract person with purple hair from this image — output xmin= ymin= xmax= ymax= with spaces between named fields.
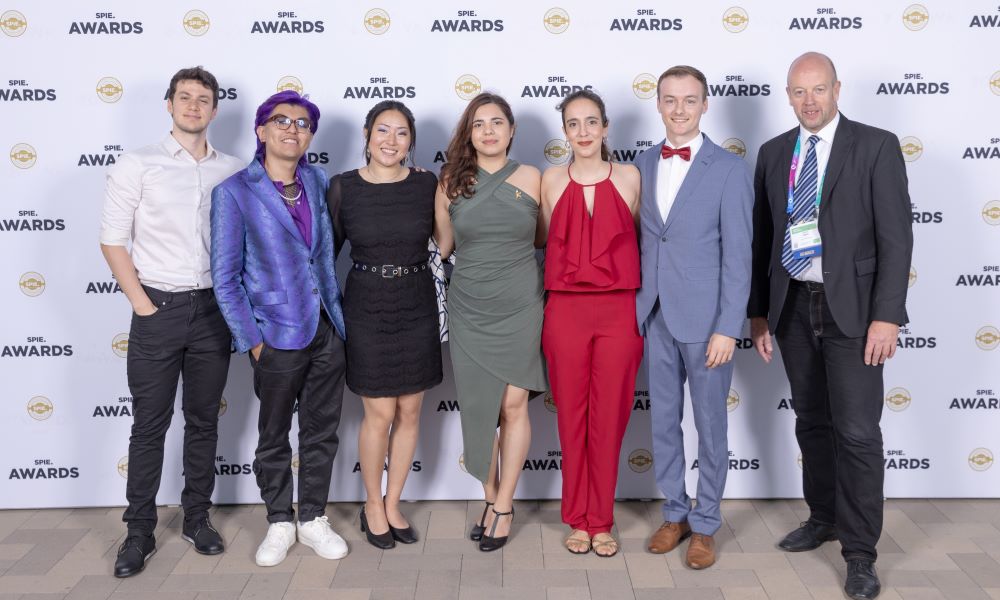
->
xmin=211 ymin=90 xmax=349 ymax=567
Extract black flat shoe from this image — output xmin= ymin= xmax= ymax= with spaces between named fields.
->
xmin=469 ymin=501 xmax=494 ymax=541
xmin=182 ymin=516 xmax=225 ymax=555
xmin=845 ymin=559 xmax=881 ymax=599
xmin=360 ymin=506 xmax=395 ymax=550
xmin=778 ymin=520 xmax=837 ymax=552
xmin=390 ymin=524 xmax=418 ymax=544
xmin=478 ymin=506 xmax=514 ymax=552
xmin=113 ymin=532 xmax=156 ymax=578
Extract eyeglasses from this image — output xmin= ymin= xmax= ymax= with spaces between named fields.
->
xmin=268 ymin=115 xmax=313 ymax=132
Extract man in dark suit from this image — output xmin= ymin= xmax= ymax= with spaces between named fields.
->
xmin=748 ymin=52 xmax=912 ymax=600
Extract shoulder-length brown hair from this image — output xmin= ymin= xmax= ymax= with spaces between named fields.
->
xmin=441 ymin=92 xmax=515 ymax=201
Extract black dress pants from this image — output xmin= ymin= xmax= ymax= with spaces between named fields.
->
xmin=123 ymin=286 xmax=232 ymax=534
xmin=250 ymin=312 xmax=346 ymax=524
xmin=776 ymin=280 xmax=885 ymax=562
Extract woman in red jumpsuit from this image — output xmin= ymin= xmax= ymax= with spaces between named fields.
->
xmin=539 ymin=89 xmax=643 ymax=557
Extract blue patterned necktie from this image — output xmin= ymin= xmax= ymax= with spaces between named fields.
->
xmin=781 ymin=135 xmax=821 ymax=278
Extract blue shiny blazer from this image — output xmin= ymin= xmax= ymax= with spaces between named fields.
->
xmin=211 ymin=158 xmax=345 ymax=353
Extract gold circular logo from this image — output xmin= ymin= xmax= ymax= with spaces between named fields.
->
xmin=969 ymin=448 xmax=994 ymax=471
xmin=27 ymin=396 xmax=53 ymax=421
xmin=117 ymin=456 xmax=129 ymax=479
xmin=796 ymin=452 xmax=803 ymax=469
xmin=722 ymin=138 xmax=747 ymax=159
xmin=975 ymin=326 xmax=1000 ymax=351
xmin=218 ymin=396 xmax=228 ymax=417
xmin=722 ymin=7 xmax=749 ymax=33
xmin=364 ymin=8 xmax=390 ymax=35
xmin=543 ymin=8 xmax=570 ymax=34
xmin=969 ymin=448 xmax=993 ymax=471
xmin=902 ymin=4 xmax=929 ymax=31
xmin=96 ymin=77 xmax=124 ymax=103
xmin=458 ymin=453 xmax=467 ymax=473
xmin=991 ymin=71 xmax=1000 ymax=97
xmin=627 ymin=449 xmax=653 ymax=473
xmin=983 ymin=201 xmax=1000 ymax=226
xmin=543 ymin=391 xmax=557 ymax=413
xmin=908 ymin=266 xmax=917 ymax=288
xmin=10 ymin=143 xmax=37 ymax=169
xmin=899 ymin=136 xmax=922 ymax=162
xmin=1 ymin=10 xmax=27 ymax=37
xmin=632 ymin=73 xmax=657 ymax=100
xmin=455 ymin=74 xmax=482 ymax=101
xmin=183 ymin=10 xmax=210 ymax=36
xmin=885 ymin=387 xmax=911 ymax=412
xmin=19 ymin=272 xmax=45 ymax=297
xmin=276 ymin=76 xmax=303 ymax=94
xmin=726 ymin=388 xmax=740 ymax=413
xmin=544 ymin=139 xmax=570 ymax=165
xmin=112 ymin=333 xmax=129 ymax=358
xmin=290 ymin=453 xmax=300 ymax=475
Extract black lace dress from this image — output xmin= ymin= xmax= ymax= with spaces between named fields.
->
xmin=326 ymin=169 xmax=442 ymax=397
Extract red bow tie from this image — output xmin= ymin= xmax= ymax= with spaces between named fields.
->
xmin=661 ymin=145 xmax=691 ymax=161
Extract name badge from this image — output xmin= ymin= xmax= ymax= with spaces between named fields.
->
xmin=789 ymin=220 xmax=822 ymax=259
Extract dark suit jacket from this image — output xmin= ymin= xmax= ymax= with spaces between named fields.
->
xmin=747 ymin=114 xmax=913 ymax=338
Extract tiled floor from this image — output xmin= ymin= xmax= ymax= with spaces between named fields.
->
xmin=1 ymin=499 xmax=999 ymax=599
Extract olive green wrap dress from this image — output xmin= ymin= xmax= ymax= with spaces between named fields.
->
xmin=447 ymin=160 xmax=548 ymax=483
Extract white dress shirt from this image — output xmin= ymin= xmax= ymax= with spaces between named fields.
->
xmin=791 ymin=112 xmax=840 ymax=283
xmin=100 ymin=133 xmax=243 ymax=292
xmin=656 ymin=132 xmax=704 ymax=222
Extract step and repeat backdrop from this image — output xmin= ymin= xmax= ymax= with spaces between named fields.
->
xmin=2 ymin=1 xmax=998 ymax=509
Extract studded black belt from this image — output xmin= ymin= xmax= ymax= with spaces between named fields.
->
xmin=352 ymin=261 xmax=428 ymax=278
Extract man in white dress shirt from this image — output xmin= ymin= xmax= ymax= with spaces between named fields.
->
xmin=100 ymin=66 xmax=243 ymax=578
xmin=633 ymin=66 xmax=753 ymax=569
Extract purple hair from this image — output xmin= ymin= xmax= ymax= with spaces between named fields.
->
xmin=254 ymin=90 xmax=321 ymax=165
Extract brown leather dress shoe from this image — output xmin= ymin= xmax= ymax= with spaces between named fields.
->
xmin=686 ymin=533 xmax=716 ymax=569
xmin=647 ymin=521 xmax=692 ymax=554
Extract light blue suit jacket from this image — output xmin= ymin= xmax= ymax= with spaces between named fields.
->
xmin=635 ymin=135 xmax=753 ymax=343
xmin=210 ymin=158 xmax=346 ymax=353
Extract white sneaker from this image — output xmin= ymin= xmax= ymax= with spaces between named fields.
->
xmin=255 ymin=522 xmax=296 ymax=567
xmin=297 ymin=516 xmax=348 ymax=559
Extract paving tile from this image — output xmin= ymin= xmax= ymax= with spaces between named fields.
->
xmin=158 ymin=574 xmax=250 ymax=593
xmin=546 ymin=588 xmax=591 ymax=600
xmin=754 ymin=567 xmax=808 ymax=599
xmin=720 ymin=587 xmax=769 ymax=599
xmin=623 ymin=552 xmax=672 ymax=588
xmin=949 ymin=553 xmax=1000 ymax=587
xmin=458 ymin=587 xmax=544 ymax=600
xmin=585 ymin=570 xmax=636 ymax=600
xmin=669 ymin=568 xmax=759 ymax=589
xmin=635 ymin=588 xmax=722 ymax=599
xmin=238 ymin=573 xmax=291 ymax=599
xmin=63 ymin=574 xmax=120 ymax=600
xmin=413 ymin=569 xmax=458 ymax=600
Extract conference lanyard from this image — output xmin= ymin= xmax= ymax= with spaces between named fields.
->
xmin=786 ymin=135 xmax=825 ymax=218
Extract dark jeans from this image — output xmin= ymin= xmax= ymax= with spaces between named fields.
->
xmin=123 ymin=286 xmax=232 ymax=534
xmin=250 ymin=312 xmax=346 ymax=524
xmin=776 ymin=280 xmax=885 ymax=561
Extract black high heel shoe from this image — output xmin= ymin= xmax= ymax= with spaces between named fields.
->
xmin=360 ymin=506 xmax=395 ymax=549
xmin=384 ymin=496 xmax=418 ymax=544
xmin=469 ymin=501 xmax=494 ymax=541
xmin=478 ymin=506 xmax=514 ymax=552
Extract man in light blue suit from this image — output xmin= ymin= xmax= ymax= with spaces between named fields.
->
xmin=211 ymin=91 xmax=349 ymax=568
xmin=634 ymin=66 xmax=753 ymax=569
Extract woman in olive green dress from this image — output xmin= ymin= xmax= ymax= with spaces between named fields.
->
xmin=433 ymin=93 xmax=547 ymax=552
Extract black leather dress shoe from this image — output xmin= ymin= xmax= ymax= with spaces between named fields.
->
xmin=114 ymin=533 xmax=156 ymax=578
xmin=845 ymin=559 xmax=881 ymax=599
xmin=360 ymin=506 xmax=396 ymax=549
xmin=778 ymin=520 xmax=837 ymax=552
xmin=182 ymin=517 xmax=225 ymax=555
xmin=390 ymin=524 xmax=418 ymax=544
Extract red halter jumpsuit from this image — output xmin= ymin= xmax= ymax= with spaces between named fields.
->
xmin=542 ymin=164 xmax=644 ymax=537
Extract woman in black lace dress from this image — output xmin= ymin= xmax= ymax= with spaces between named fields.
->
xmin=326 ymin=101 xmax=442 ymax=549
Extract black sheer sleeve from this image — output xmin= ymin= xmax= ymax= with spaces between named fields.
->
xmin=326 ymin=174 xmax=345 ymax=256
